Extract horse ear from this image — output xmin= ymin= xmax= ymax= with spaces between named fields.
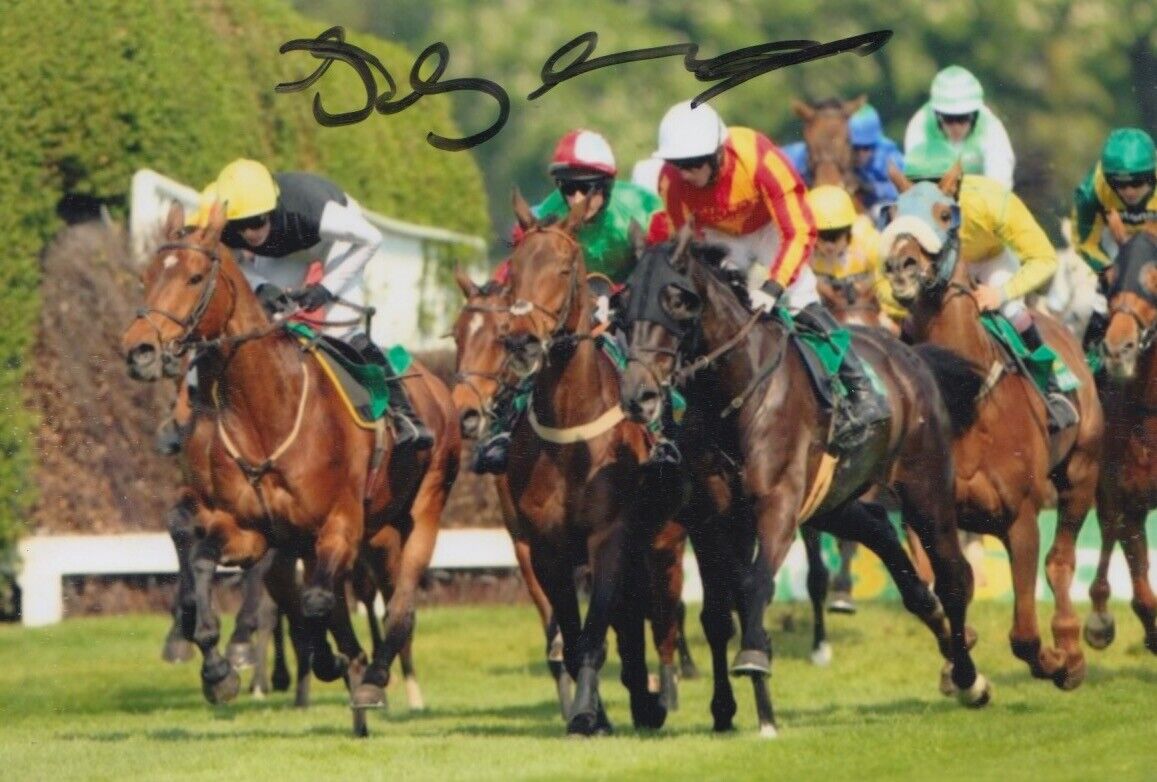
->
xmin=939 ymin=160 xmax=964 ymax=200
xmin=844 ymin=94 xmax=868 ymax=116
xmin=512 ymin=187 xmax=536 ymax=230
xmin=454 ymin=265 xmax=480 ymax=299
xmin=163 ymin=202 xmax=185 ymax=239
xmin=203 ymin=200 xmax=227 ymax=244
xmin=791 ymin=99 xmax=815 ymax=122
xmin=671 ymin=223 xmax=694 ymax=271
xmin=561 ymin=193 xmax=587 ymax=234
xmin=888 ymin=160 xmax=912 ymax=193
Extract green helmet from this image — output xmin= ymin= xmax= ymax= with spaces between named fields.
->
xmin=929 ymin=65 xmax=984 ymax=115
xmin=1100 ymin=128 xmax=1156 ymax=177
xmin=904 ymin=139 xmax=961 ymax=180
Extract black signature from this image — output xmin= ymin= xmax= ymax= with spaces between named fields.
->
xmin=276 ymin=26 xmax=891 ymax=152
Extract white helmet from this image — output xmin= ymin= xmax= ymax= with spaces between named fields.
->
xmin=655 ymin=100 xmax=729 ymax=160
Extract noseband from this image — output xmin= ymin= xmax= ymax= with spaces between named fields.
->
xmin=135 ymin=241 xmax=229 ymax=355
xmin=510 ymin=226 xmax=583 ymax=342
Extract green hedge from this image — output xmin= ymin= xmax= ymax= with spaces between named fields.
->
xmin=0 ymin=0 xmax=490 ymax=573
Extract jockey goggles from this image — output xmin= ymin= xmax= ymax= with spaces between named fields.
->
xmin=817 ymin=227 xmax=852 ymax=243
xmin=669 ymin=154 xmax=715 ymax=171
xmin=556 ymin=178 xmax=605 ymax=197
xmin=936 ymin=111 xmax=976 ymax=126
xmin=1107 ymin=172 xmax=1156 ymax=190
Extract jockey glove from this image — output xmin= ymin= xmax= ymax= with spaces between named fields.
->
xmin=292 ymin=283 xmax=335 ymax=310
xmin=751 ymin=279 xmax=785 ymax=315
xmin=255 ymin=283 xmax=293 ymax=316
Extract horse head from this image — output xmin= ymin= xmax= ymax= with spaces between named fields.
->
xmin=503 ymin=189 xmax=590 ymax=374
xmin=792 ymin=95 xmax=866 ymax=198
xmin=450 ymin=268 xmax=518 ymax=439
xmin=879 ymin=165 xmax=965 ymax=310
xmin=121 ymin=201 xmax=256 ymax=381
xmin=1103 ymin=228 xmax=1157 ymax=380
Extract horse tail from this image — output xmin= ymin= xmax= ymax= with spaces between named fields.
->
xmin=912 ymin=343 xmax=984 ymax=436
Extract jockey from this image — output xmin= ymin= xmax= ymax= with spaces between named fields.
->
xmin=849 ymin=104 xmax=905 ymax=224
xmin=474 ymin=129 xmax=675 ymax=473
xmin=903 ymin=65 xmax=1015 ymax=190
xmin=1070 ymin=128 xmax=1157 ymax=350
xmin=806 ymin=185 xmax=892 ymax=334
xmin=654 ymin=99 xmax=890 ymax=454
xmin=213 ymin=158 xmax=432 ymax=448
xmin=879 ymin=140 xmax=1077 ymax=431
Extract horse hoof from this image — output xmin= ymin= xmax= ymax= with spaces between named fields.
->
xmin=939 ymin=662 xmax=957 ymax=696
xmin=631 ymin=692 xmax=667 ymax=731
xmin=1082 ymin=611 xmax=1115 ymax=650
xmin=162 ymin=638 xmax=194 ymax=664
xmin=202 ymin=669 xmax=241 ymax=704
xmin=300 ymin=586 xmax=336 ymax=619
xmin=730 ymin=649 xmax=770 ymax=676
xmin=758 ymin=723 xmax=780 ymax=739
xmin=659 ymin=665 xmax=679 ymax=712
xmin=567 ymin=712 xmax=601 ymax=737
xmin=226 ymin=642 xmax=255 ymax=671
xmin=956 ymin=674 xmax=992 ymax=708
xmin=351 ymin=683 xmax=386 ymax=709
xmin=964 ymin=625 xmax=979 ymax=650
xmin=1053 ymin=659 xmax=1086 ymax=691
xmin=680 ymin=661 xmax=700 ymax=680
xmin=405 ymin=676 xmax=426 ymax=711
xmin=828 ymin=593 xmax=856 ymax=614
xmin=810 ymin=641 xmax=833 ymax=667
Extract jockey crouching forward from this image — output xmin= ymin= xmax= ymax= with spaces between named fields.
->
xmin=473 ymin=129 xmax=679 ymax=474
xmin=213 ymin=158 xmax=432 ymax=449
xmin=879 ymin=140 xmax=1078 ymax=432
xmin=1070 ymin=128 xmax=1157 ymax=353
xmin=654 ymin=100 xmax=890 ymax=454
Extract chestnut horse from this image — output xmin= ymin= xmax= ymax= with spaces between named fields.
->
xmin=880 ymin=167 xmax=1103 ymax=688
xmin=495 ymin=194 xmax=679 ymax=736
xmin=1087 ymin=226 xmax=1157 ymax=653
xmin=621 ymin=233 xmax=988 ymax=737
xmin=792 ymin=95 xmax=869 ymax=207
xmin=451 ymin=253 xmax=697 ymax=722
xmin=122 ymin=202 xmax=459 ymax=733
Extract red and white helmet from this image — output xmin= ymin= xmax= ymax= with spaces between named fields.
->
xmin=549 ymin=129 xmax=618 ymax=179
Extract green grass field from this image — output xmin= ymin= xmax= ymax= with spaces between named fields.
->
xmin=1 ymin=600 xmax=1154 ymax=781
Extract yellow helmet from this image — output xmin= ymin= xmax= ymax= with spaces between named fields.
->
xmin=215 ymin=158 xmax=279 ymax=220
xmin=806 ymin=185 xmax=856 ymax=231
xmin=186 ymin=182 xmax=219 ymax=228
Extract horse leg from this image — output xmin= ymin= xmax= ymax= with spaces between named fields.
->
xmin=162 ymin=493 xmax=197 ymax=663
xmin=247 ymin=586 xmax=277 ymax=697
xmin=687 ymin=522 xmax=738 ymax=732
xmin=1003 ymin=502 xmax=1066 ymax=681
xmin=1085 ymin=498 xmax=1119 ymax=649
xmin=303 ymin=511 xmax=361 ymax=684
xmin=800 ymin=526 xmax=832 ymax=666
xmin=674 ymin=600 xmax=699 ymax=679
xmin=903 ymin=522 xmax=936 ymax=586
xmin=262 ymin=552 xmax=314 ymax=707
xmin=1044 ymin=467 xmax=1096 ymax=688
xmin=1118 ymin=506 xmax=1157 ymax=654
xmin=831 ymin=537 xmax=858 ymax=614
xmin=619 ymin=541 xmax=666 ymax=730
xmin=227 ymin=547 xmax=276 ymax=671
xmin=531 ymin=538 xmax=583 ymax=724
xmin=896 ymin=487 xmax=989 ymax=706
xmin=646 ymin=522 xmax=684 ymax=711
xmin=189 ymin=533 xmax=241 ymax=704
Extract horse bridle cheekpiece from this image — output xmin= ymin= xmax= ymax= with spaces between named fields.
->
xmin=882 ymin=181 xmax=962 ymax=295
xmin=513 ymin=225 xmax=583 ymax=341
xmin=137 ymin=241 xmax=223 ymax=353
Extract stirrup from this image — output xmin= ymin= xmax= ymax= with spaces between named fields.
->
xmin=645 ymin=440 xmax=682 ymax=467
xmin=393 ymin=414 xmax=434 ymax=450
xmin=472 ymin=432 xmax=510 ymax=475
xmin=1046 ymin=393 xmax=1079 ymax=433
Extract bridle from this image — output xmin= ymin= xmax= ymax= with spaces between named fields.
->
xmin=509 ymin=225 xmax=584 ymax=344
xmin=453 ymin=298 xmax=522 ymax=420
xmin=134 ymin=241 xmax=230 ymax=356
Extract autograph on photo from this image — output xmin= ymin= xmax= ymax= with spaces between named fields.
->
xmin=276 ymin=26 xmax=892 ymax=152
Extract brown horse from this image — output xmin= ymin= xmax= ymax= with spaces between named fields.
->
xmin=880 ymin=167 xmax=1103 ymax=688
xmin=621 ymin=232 xmax=988 ymax=737
xmin=1087 ymin=226 xmax=1157 ymax=653
xmin=495 ymin=193 xmax=679 ymax=736
xmin=817 ymin=273 xmax=890 ymax=331
xmin=450 ymin=260 xmax=696 ymax=720
xmin=792 ymin=95 xmax=869 ymax=206
xmin=122 ymin=202 xmax=459 ymax=733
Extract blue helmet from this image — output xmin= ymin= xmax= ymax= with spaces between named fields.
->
xmin=849 ymin=104 xmax=882 ymax=147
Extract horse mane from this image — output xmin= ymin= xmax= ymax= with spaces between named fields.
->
xmin=911 ymin=343 xmax=985 ymax=436
xmin=691 ymin=242 xmax=752 ymax=309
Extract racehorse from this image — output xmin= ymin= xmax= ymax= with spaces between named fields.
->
xmin=621 ymin=230 xmax=989 ymax=737
xmin=816 ymin=274 xmax=889 ymax=331
xmin=792 ymin=95 xmax=869 ymax=208
xmin=880 ymin=164 xmax=1103 ymax=688
xmin=450 ymin=259 xmax=696 ymax=720
xmin=121 ymin=201 xmax=459 ymax=734
xmin=494 ymin=193 xmax=678 ymax=736
xmin=1086 ymin=225 xmax=1157 ymax=653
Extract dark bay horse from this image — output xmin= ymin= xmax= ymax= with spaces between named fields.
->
xmin=880 ymin=166 xmax=1103 ymax=688
xmin=496 ymin=193 xmax=679 ymax=736
xmin=621 ymin=233 xmax=988 ymax=737
xmin=122 ymin=202 xmax=459 ymax=733
xmin=1088 ymin=226 xmax=1157 ymax=653
xmin=792 ymin=95 xmax=869 ymax=207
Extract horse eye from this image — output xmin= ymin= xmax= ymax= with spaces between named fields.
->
xmin=188 ymin=274 xmax=204 ymax=286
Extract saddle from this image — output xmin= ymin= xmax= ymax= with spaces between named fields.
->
xmin=979 ymin=313 xmax=1080 ymax=396
xmin=285 ymin=322 xmax=412 ymax=429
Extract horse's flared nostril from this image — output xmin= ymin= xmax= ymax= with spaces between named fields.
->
xmin=459 ymin=409 xmax=482 ymax=439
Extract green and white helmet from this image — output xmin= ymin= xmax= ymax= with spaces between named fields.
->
xmin=930 ymin=65 xmax=984 ymax=115
xmin=1100 ymin=128 xmax=1156 ymax=177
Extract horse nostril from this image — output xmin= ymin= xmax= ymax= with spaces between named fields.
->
xmin=459 ymin=409 xmax=482 ymax=439
xmin=127 ymin=343 xmax=156 ymax=365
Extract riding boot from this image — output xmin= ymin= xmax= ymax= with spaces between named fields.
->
xmin=349 ymin=334 xmax=434 ymax=449
xmin=1019 ymin=322 xmax=1079 ymax=433
xmin=795 ymin=303 xmax=891 ymax=454
xmin=473 ymin=382 xmax=528 ymax=474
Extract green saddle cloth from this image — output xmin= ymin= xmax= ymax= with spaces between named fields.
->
xmin=285 ymin=322 xmax=412 ymax=422
xmin=979 ymin=313 xmax=1081 ymax=394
